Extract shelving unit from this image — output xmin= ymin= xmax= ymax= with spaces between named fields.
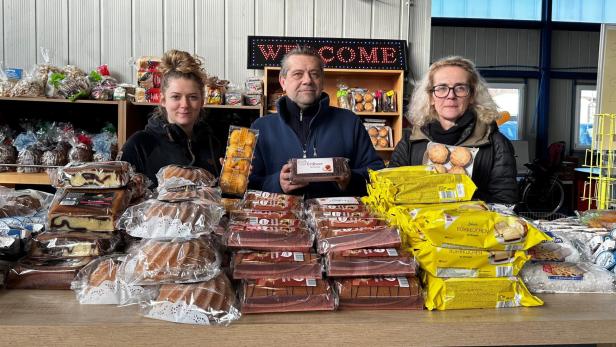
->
xmin=263 ymin=67 xmax=404 ymax=160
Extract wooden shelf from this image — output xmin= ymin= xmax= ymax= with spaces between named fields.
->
xmin=1 ymin=291 xmax=616 ymax=346
xmin=356 ymin=112 xmax=399 ymax=117
xmin=0 ymin=96 xmax=120 ymax=105
xmin=376 ymin=147 xmax=395 ymax=152
xmin=131 ymin=101 xmax=262 ymax=110
xmin=0 ymin=172 xmax=50 ymax=185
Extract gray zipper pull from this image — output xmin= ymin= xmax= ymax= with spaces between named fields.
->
xmin=300 ymin=110 xmax=303 ymax=122
xmin=302 ymin=149 xmax=307 ymax=158
xmin=313 ymin=145 xmax=317 ymax=157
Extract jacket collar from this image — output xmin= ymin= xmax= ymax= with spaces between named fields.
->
xmin=409 ymin=111 xmax=493 ymax=146
xmin=145 ymin=114 xmax=195 ymax=144
xmin=276 ymin=93 xmax=330 ymax=127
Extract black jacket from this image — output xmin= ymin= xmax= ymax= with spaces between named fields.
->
xmin=120 ymin=114 xmax=222 ymax=187
xmin=389 ymin=116 xmax=518 ymax=204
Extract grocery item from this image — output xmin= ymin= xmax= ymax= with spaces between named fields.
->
xmin=220 ymin=127 xmax=259 ymax=196
xmin=520 ymin=261 xmax=616 ymax=293
xmin=156 ymin=186 xmax=222 ymax=203
xmin=288 ymin=157 xmax=350 ymax=184
xmin=424 ymin=142 xmax=479 ymax=176
xmin=317 ymin=226 xmax=401 ymax=254
xmin=51 ymin=161 xmax=132 ymax=189
xmin=225 ymin=226 xmax=314 ymax=252
xmin=527 ymin=230 xmax=582 ymax=263
xmin=7 ymin=257 xmax=92 ymax=289
xmin=232 ymin=251 xmax=322 ymax=280
xmin=30 ymin=232 xmax=121 ymax=259
xmin=335 ymin=276 xmax=423 ymax=310
xmin=326 ymin=248 xmax=417 ymax=277
xmin=240 ymin=278 xmax=336 ymax=314
xmin=71 ymin=255 xmax=124 ymax=304
xmin=157 ymin=164 xmax=217 ymax=189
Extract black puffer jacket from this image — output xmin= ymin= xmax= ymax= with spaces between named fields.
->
xmin=389 ymin=115 xmax=518 ymax=204
xmin=120 ymin=114 xmax=222 ymax=187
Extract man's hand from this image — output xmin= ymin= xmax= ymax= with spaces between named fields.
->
xmin=334 ymin=166 xmax=351 ymax=191
xmin=279 ymin=163 xmax=308 ymax=193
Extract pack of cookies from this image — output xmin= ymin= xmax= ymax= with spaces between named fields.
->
xmin=220 ymin=126 xmax=258 ymax=196
xmin=288 ymin=157 xmax=350 ymax=184
xmin=424 ymin=142 xmax=480 ymax=176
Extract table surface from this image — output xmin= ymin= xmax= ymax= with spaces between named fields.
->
xmin=2 ymin=290 xmax=616 ymax=346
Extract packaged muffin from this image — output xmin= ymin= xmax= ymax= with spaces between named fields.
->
xmin=424 ymin=142 xmax=480 ymax=177
xmin=220 ymin=127 xmax=259 ymax=196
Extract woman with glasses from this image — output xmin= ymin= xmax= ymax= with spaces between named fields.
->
xmin=389 ymin=56 xmax=517 ymax=203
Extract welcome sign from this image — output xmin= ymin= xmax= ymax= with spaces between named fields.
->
xmin=247 ymin=36 xmax=407 ymax=70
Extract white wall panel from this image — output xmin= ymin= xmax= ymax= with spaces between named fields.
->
xmin=408 ymin=0 xmax=430 ymax=78
xmin=4 ymin=0 xmax=36 ymax=69
xmin=36 ymin=0 xmax=68 ymax=66
xmin=285 ymin=0 xmax=314 ymax=36
xmin=101 ymin=0 xmax=132 ymax=83
xmin=548 ymin=79 xmax=573 ymax=152
xmin=314 ymin=0 xmax=342 ymax=37
xmin=552 ymin=30 xmax=599 ymax=71
xmin=195 ymin=0 xmax=225 ymax=79
xmin=226 ymin=0 xmax=254 ymax=83
xmin=164 ymin=0 xmax=194 ymax=52
xmin=68 ymin=0 xmax=100 ymax=69
xmin=372 ymin=0 xmax=400 ymax=39
xmin=255 ymin=0 xmax=284 ymax=36
xmin=343 ymin=0 xmax=371 ymax=38
xmin=0 ymin=0 xmax=4 ymax=64
xmin=133 ymin=0 xmax=163 ymax=58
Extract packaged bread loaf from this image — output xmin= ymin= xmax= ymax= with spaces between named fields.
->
xmin=232 ymin=251 xmax=322 ymax=280
xmin=142 ymin=274 xmax=240 ymax=325
xmin=156 ymin=186 xmax=221 ymax=203
xmin=47 ymin=188 xmax=130 ymax=232
xmin=117 ymin=198 xmax=224 ymax=238
xmin=335 ymin=276 xmax=423 ymax=310
xmin=240 ymin=278 xmax=337 ymax=314
xmin=220 ymin=127 xmax=258 ymax=196
xmin=71 ymin=255 xmax=121 ymax=304
xmin=52 ymin=161 xmax=132 ymax=189
xmin=156 ymin=164 xmax=217 ymax=193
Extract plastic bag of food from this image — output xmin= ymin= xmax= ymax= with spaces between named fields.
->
xmin=224 ymin=225 xmax=315 ymax=252
xmin=0 ymin=61 xmax=15 ymax=96
xmin=156 ymin=186 xmax=222 ymax=203
xmin=423 ymin=273 xmax=543 ymax=310
xmin=325 ymin=248 xmax=417 ymax=277
xmin=205 ymin=77 xmax=227 ymax=105
xmin=578 ymin=209 xmax=616 ymax=230
xmin=244 ymin=76 xmax=263 ymax=93
xmin=335 ymin=276 xmax=423 ymax=310
xmin=224 ymin=84 xmax=243 ymax=105
xmin=288 ymin=157 xmax=350 ymax=185
xmin=316 ymin=226 xmax=401 ymax=254
xmin=68 ymin=132 xmax=93 ymax=162
xmin=51 ymin=161 xmax=132 ymax=189
xmin=142 ymin=274 xmax=240 ymax=325
xmin=240 ymin=278 xmax=336 ymax=314
xmin=220 ymin=127 xmax=259 ymax=196
xmin=423 ymin=142 xmax=480 ymax=176
xmin=383 ymin=172 xmax=477 ymax=204
xmin=242 ymin=190 xmax=303 ymax=211
xmin=10 ymin=66 xmax=45 ymax=97
xmin=7 ymin=257 xmax=93 ymax=289
xmin=520 ymin=261 xmax=616 ymax=293
xmin=156 ymin=164 xmax=217 ymax=191
xmin=527 ymin=230 xmax=583 ymax=263
xmin=411 ymin=240 xmax=529 ymax=278
xmin=91 ymin=124 xmax=118 ymax=162
xmin=118 ymin=198 xmax=224 ymax=238
xmin=31 ymin=231 xmax=121 ymax=259
xmin=71 ymin=255 xmax=123 ymax=304
xmin=0 ymin=125 xmax=17 ymax=172
xmin=118 ymin=237 xmax=221 ymax=285
xmin=13 ymin=130 xmax=43 ymax=173
xmin=413 ymin=210 xmax=551 ymax=251
xmin=232 ymin=251 xmax=322 ymax=280
xmin=336 ymin=82 xmax=351 ymax=110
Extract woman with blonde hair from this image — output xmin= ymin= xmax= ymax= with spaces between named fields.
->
xmin=389 ymin=56 xmax=517 ymax=203
xmin=121 ymin=49 xmax=221 ymax=186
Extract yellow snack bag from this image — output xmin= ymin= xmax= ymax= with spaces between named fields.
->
xmin=410 ymin=240 xmax=530 ymax=278
xmin=386 ymin=174 xmax=477 ymax=204
xmin=416 ymin=210 xmax=552 ymax=250
xmin=423 ymin=273 xmax=543 ymax=310
xmin=402 ymin=201 xmax=488 ymax=220
xmin=368 ymin=166 xmax=435 ymax=183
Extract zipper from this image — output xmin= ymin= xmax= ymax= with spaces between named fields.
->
xmin=304 ymin=102 xmax=322 ymax=158
xmin=187 ymin=139 xmax=196 ymax=165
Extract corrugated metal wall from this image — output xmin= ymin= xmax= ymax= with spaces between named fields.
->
xmin=0 ymin=0 xmax=419 ymax=85
xmin=431 ymin=26 xmax=600 ymax=154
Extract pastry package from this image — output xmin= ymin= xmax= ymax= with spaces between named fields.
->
xmin=230 ymin=209 xmax=298 ymax=221
xmin=117 ymin=199 xmax=224 ymax=238
xmin=220 ymin=127 xmax=259 ymax=196
xmin=578 ymin=209 xmax=616 ymax=229
xmin=305 ymin=196 xmax=366 ymax=212
xmin=242 ymin=190 xmax=303 ymax=211
xmin=135 ymin=56 xmax=162 ymax=103
xmin=365 ymin=123 xmax=392 ymax=148
xmin=317 ymin=226 xmax=401 ymax=254
xmin=244 ymin=77 xmax=263 ymax=93
xmin=68 ymin=132 xmax=93 ymax=163
xmin=224 ymin=226 xmax=315 ymax=252
xmin=205 ymin=77 xmax=227 ymax=105
xmin=118 ymin=237 xmax=221 ymax=285
xmin=410 ymin=241 xmax=529 ymax=278
xmin=411 ymin=210 xmax=551 ymax=251
xmin=9 ymin=66 xmax=45 ymax=97
xmin=0 ymin=229 xmax=30 ymax=260
xmin=6 ymin=257 xmax=92 ymax=289
xmin=91 ymin=126 xmax=119 ymax=162
xmin=51 ymin=161 xmax=132 ymax=189
xmin=47 ymin=188 xmax=131 ymax=232
xmin=71 ymin=255 xmax=121 ymax=304
xmin=314 ymin=216 xmax=387 ymax=229
xmin=240 ymin=278 xmax=337 ymax=314
xmin=47 ymin=70 xmax=91 ymax=101
xmin=0 ymin=194 xmax=41 ymax=218
xmin=527 ymin=230 xmax=583 ymax=263
xmin=423 ymin=273 xmax=543 ymax=310
xmin=288 ymin=157 xmax=350 ymax=185
xmin=229 ymin=215 xmax=305 ymax=229
xmin=142 ymin=274 xmax=240 ymax=325
xmin=0 ymin=61 xmax=15 ymax=96
xmin=232 ymin=251 xmax=322 ymax=280
xmin=380 ymin=89 xmax=397 ymax=112
xmin=520 ymin=261 xmax=616 ymax=293
xmin=156 ymin=186 xmax=222 ymax=203
xmin=30 ymin=231 xmax=120 ymax=259
xmin=156 ymin=164 xmax=217 ymax=191
xmin=244 ymin=93 xmax=262 ymax=106
xmin=0 ymin=125 xmax=17 ymax=172
xmin=335 ymin=276 xmax=423 ymax=310
xmin=325 ymin=248 xmax=416 ymax=277
xmin=336 ymin=82 xmax=351 ymax=110
xmin=14 ymin=131 xmax=43 ymax=173
xmin=424 ymin=142 xmax=480 ymax=176
xmin=375 ymin=171 xmax=477 ymax=205
xmin=127 ymin=172 xmax=151 ymax=202
xmin=224 ymin=85 xmax=243 ymax=105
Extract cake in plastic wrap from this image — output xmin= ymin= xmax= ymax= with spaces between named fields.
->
xmin=335 ymin=276 xmax=423 ymax=310
xmin=317 ymin=226 xmax=401 ymax=254
xmin=30 ymin=232 xmax=121 ymax=259
xmin=326 ymin=248 xmax=416 ymax=277
xmin=7 ymin=257 xmax=92 ymax=289
xmin=52 ymin=161 xmax=132 ymax=189
xmin=157 ymin=164 xmax=217 ymax=190
xmin=232 ymin=251 xmax=322 ymax=280
xmin=241 ymin=278 xmax=337 ymax=314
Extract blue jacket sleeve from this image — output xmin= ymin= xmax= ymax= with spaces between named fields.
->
xmin=344 ymin=117 xmax=385 ymax=196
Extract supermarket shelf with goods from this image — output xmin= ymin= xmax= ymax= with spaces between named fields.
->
xmin=263 ymin=67 xmax=404 ymax=161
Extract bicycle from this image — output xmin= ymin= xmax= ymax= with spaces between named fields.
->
xmin=516 ymin=159 xmax=566 ymax=218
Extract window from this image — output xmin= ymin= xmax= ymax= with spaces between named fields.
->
xmin=573 ymin=85 xmax=597 ymax=150
xmin=553 ymin=0 xmax=616 ymax=23
xmin=488 ymin=83 xmax=525 ymax=141
xmin=432 ymin=0 xmax=541 ymax=21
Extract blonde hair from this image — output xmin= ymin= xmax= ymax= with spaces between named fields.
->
xmin=409 ymin=56 xmax=500 ymax=127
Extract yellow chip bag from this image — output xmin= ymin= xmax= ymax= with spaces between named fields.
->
xmin=369 ymin=166 xmax=436 ymax=182
xmin=415 ymin=210 xmax=552 ymax=250
xmin=403 ymin=201 xmax=488 ymax=220
xmin=423 ymin=273 xmax=543 ymax=310
xmin=410 ymin=240 xmax=530 ymax=278
xmin=385 ymin=173 xmax=477 ymax=204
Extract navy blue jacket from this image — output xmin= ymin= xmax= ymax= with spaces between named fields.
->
xmin=249 ymin=94 xmax=385 ymax=198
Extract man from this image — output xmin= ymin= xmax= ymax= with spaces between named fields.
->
xmin=249 ymin=46 xmax=384 ymax=198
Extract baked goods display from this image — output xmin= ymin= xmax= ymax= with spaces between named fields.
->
xmin=118 ymin=198 xmax=224 ymax=238
xmin=364 ymin=123 xmax=392 ymax=149
xmin=288 ymin=157 xmax=350 ymax=184
xmin=156 ymin=164 xmax=217 ymax=192
xmin=52 ymin=161 xmax=132 ymax=189
xmin=142 ymin=274 xmax=240 ymax=325
xmin=424 ymin=142 xmax=480 ymax=176
xmin=232 ymin=251 xmax=322 ymax=280
xmin=47 ymin=188 xmax=131 ymax=232
xmin=240 ymin=278 xmax=336 ymax=314
xmin=325 ymin=249 xmax=416 ymax=277
xmin=119 ymin=237 xmax=221 ymax=285
xmin=335 ymin=276 xmax=423 ymax=310
xmin=220 ymin=127 xmax=258 ymax=196
xmin=6 ymin=257 xmax=93 ymax=289
xmin=156 ymin=186 xmax=222 ymax=203
xmin=30 ymin=232 xmax=121 ymax=259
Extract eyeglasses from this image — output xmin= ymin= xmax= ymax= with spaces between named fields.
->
xmin=431 ymin=84 xmax=471 ymax=98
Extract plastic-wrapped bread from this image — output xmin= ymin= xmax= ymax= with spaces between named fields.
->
xmin=47 ymin=188 xmax=131 ymax=232
xmin=241 ymin=278 xmax=337 ymax=314
xmin=142 ymin=274 xmax=240 ymax=325
xmin=0 ymin=193 xmax=42 ymax=218
xmin=30 ymin=232 xmax=121 ymax=259
xmin=117 ymin=199 xmax=224 ymax=238
xmin=118 ymin=237 xmax=221 ymax=285
xmin=156 ymin=186 xmax=222 ymax=203
xmin=157 ymin=164 xmax=217 ymax=189
xmin=232 ymin=251 xmax=322 ymax=280
xmin=52 ymin=161 xmax=132 ymax=189
xmin=335 ymin=276 xmax=423 ymax=310
xmin=520 ymin=261 xmax=616 ymax=294
xmin=7 ymin=257 xmax=92 ymax=289
xmin=317 ymin=227 xmax=401 ymax=254
xmin=326 ymin=248 xmax=416 ymax=277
